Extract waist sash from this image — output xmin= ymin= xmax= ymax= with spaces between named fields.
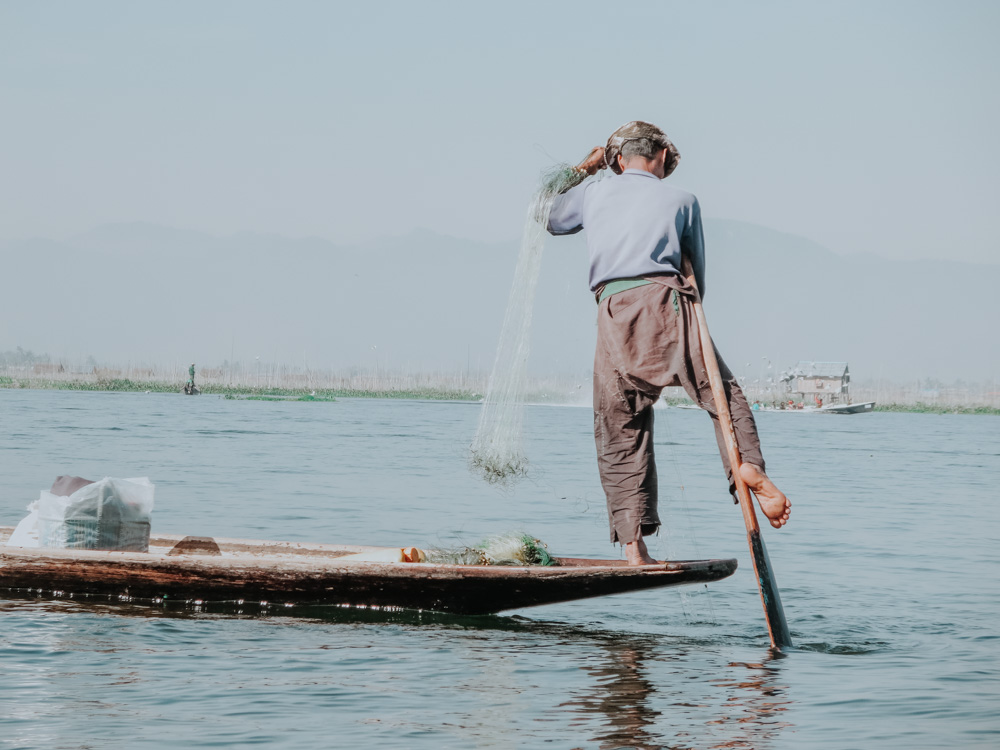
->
xmin=596 ymin=277 xmax=654 ymax=305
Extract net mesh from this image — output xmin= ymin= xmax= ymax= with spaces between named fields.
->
xmin=469 ymin=165 xmax=587 ymax=485
xmin=422 ymin=531 xmax=555 ymax=566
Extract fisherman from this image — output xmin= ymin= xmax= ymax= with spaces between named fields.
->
xmin=546 ymin=121 xmax=791 ymax=566
xmin=187 ymin=362 xmax=196 ymax=394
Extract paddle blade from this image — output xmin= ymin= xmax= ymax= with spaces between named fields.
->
xmin=747 ymin=528 xmax=793 ymax=650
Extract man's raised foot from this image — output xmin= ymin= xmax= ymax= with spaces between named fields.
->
xmin=739 ymin=463 xmax=791 ymax=529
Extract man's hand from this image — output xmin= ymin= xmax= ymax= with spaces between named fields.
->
xmin=578 ymin=146 xmax=607 ymax=176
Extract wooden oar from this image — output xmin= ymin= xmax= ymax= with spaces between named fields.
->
xmin=681 ymin=256 xmax=793 ymax=650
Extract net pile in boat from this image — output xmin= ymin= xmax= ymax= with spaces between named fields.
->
xmin=469 ymin=165 xmax=588 ymax=486
xmin=423 ymin=531 xmax=555 ymax=567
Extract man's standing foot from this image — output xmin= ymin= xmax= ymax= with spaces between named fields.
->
xmin=739 ymin=463 xmax=791 ymax=528
xmin=625 ymin=537 xmax=658 ymax=566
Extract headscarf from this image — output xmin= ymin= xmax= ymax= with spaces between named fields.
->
xmin=604 ymin=121 xmax=681 ymax=176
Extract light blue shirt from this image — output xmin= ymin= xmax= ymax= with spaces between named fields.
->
xmin=546 ymin=169 xmax=706 ymax=296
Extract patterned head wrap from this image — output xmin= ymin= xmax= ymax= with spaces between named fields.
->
xmin=604 ymin=121 xmax=681 ymax=177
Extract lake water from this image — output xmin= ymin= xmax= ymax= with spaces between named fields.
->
xmin=1 ymin=389 xmax=997 ymax=749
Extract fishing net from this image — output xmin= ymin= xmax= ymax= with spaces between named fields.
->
xmin=423 ymin=531 xmax=555 ymax=567
xmin=469 ymin=164 xmax=589 ymax=485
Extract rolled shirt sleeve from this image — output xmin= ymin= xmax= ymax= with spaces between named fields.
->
xmin=546 ymin=182 xmax=588 ymax=236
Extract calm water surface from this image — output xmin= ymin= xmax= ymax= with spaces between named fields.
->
xmin=1 ymin=390 xmax=997 ymax=749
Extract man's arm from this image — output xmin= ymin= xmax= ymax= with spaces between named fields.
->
xmin=546 ymin=180 xmax=587 ymax=235
xmin=683 ymin=198 xmax=707 ymax=298
xmin=545 ymin=147 xmax=606 ymax=236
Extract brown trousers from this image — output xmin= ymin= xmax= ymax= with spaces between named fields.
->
xmin=593 ymin=274 xmax=765 ymax=544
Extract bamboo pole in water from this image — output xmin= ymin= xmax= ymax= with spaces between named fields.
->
xmin=681 ymin=256 xmax=793 ymax=650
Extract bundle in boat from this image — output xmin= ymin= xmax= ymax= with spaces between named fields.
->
xmin=337 ymin=532 xmax=554 ymax=567
xmin=6 ymin=476 xmax=154 ymax=553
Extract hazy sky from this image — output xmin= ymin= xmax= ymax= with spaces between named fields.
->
xmin=2 ymin=1 xmax=998 ymax=263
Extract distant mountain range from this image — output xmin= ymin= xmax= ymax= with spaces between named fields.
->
xmin=2 ymin=220 xmax=997 ymax=381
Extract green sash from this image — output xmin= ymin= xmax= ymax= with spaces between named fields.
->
xmin=597 ymin=278 xmax=654 ymax=305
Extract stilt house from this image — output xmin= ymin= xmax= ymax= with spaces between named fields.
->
xmin=783 ymin=361 xmax=850 ymax=404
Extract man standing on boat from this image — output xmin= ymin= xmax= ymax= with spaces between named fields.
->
xmin=546 ymin=121 xmax=791 ymax=566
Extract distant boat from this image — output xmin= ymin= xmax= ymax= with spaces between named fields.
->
xmin=674 ymin=400 xmax=877 ymax=414
xmin=0 ymin=529 xmax=737 ymax=615
xmin=818 ymin=400 xmax=876 ymax=414
xmin=748 ymin=401 xmax=877 ymax=414
xmin=765 ymin=361 xmax=875 ymax=414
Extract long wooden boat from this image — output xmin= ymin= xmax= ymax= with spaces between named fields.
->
xmin=0 ymin=527 xmax=737 ymax=615
xmin=819 ymin=400 xmax=876 ymax=414
xmin=675 ymin=401 xmax=877 ymax=414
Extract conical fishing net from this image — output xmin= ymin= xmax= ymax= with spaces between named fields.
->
xmin=470 ymin=164 xmax=589 ymax=485
xmin=423 ymin=531 xmax=555 ymax=567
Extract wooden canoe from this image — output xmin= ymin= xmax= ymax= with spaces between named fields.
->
xmin=819 ymin=400 xmax=876 ymax=414
xmin=0 ymin=527 xmax=737 ymax=615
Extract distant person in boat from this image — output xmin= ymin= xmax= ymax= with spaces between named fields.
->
xmin=546 ymin=120 xmax=791 ymax=566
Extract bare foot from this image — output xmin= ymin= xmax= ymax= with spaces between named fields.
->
xmin=739 ymin=463 xmax=791 ymax=529
xmin=624 ymin=537 xmax=658 ymax=566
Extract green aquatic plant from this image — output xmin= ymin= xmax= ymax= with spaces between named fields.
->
xmin=874 ymin=402 xmax=1000 ymax=416
xmin=4 ymin=377 xmax=481 ymax=402
xmin=228 ymin=394 xmax=338 ymax=403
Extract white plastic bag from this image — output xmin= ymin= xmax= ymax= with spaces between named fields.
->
xmin=6 ymin=477 xmax=154 ymax=552
xmin=7 ymin=501 xmax=42 ymax=547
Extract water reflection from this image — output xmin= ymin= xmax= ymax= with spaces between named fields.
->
xmin=706 ymin=658 xmax=793 ymax=749
xmin=0 ymin=597 xmax=794 ymax=749
xmin=561 ymin=637 xmax=664 ymax=749
xmin=559 ymin=635 xmax=792 ymax=750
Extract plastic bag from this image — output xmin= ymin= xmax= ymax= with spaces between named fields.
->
xmin=6 ymin=477 xmax=154 ymax=552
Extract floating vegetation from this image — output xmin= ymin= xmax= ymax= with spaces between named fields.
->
xmin=873 ymin=403 xmax=1000 ymax=415
xmin=224 ymin=394 xmax=337 ymax=403
xmin=470 ymin=164 xmax=590 ymax=485
xmin=423 ymin=532 xmax=555 ymax=567
xmin=0 ymin=378 xmax=481 ymax=402
xmin=4 ymin=376 xmax=999 ymax=414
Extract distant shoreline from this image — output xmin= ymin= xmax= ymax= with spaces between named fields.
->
xmin=0 ymin=376 xmax=481 ymax=402
xmin=2 ymin=376 xmax=999 ymax=415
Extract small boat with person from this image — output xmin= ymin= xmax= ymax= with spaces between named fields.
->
xmin=0 ymin=527 xmax=737 ymax=615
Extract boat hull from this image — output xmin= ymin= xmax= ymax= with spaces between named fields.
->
xmin=0 ymin=529 xmax=737 ymax=615
xmin=819 ymin=401 xmax=876 ymax=414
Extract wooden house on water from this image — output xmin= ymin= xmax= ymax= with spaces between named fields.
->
xmin=782 ymin=361 xmax=850 ymax=404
